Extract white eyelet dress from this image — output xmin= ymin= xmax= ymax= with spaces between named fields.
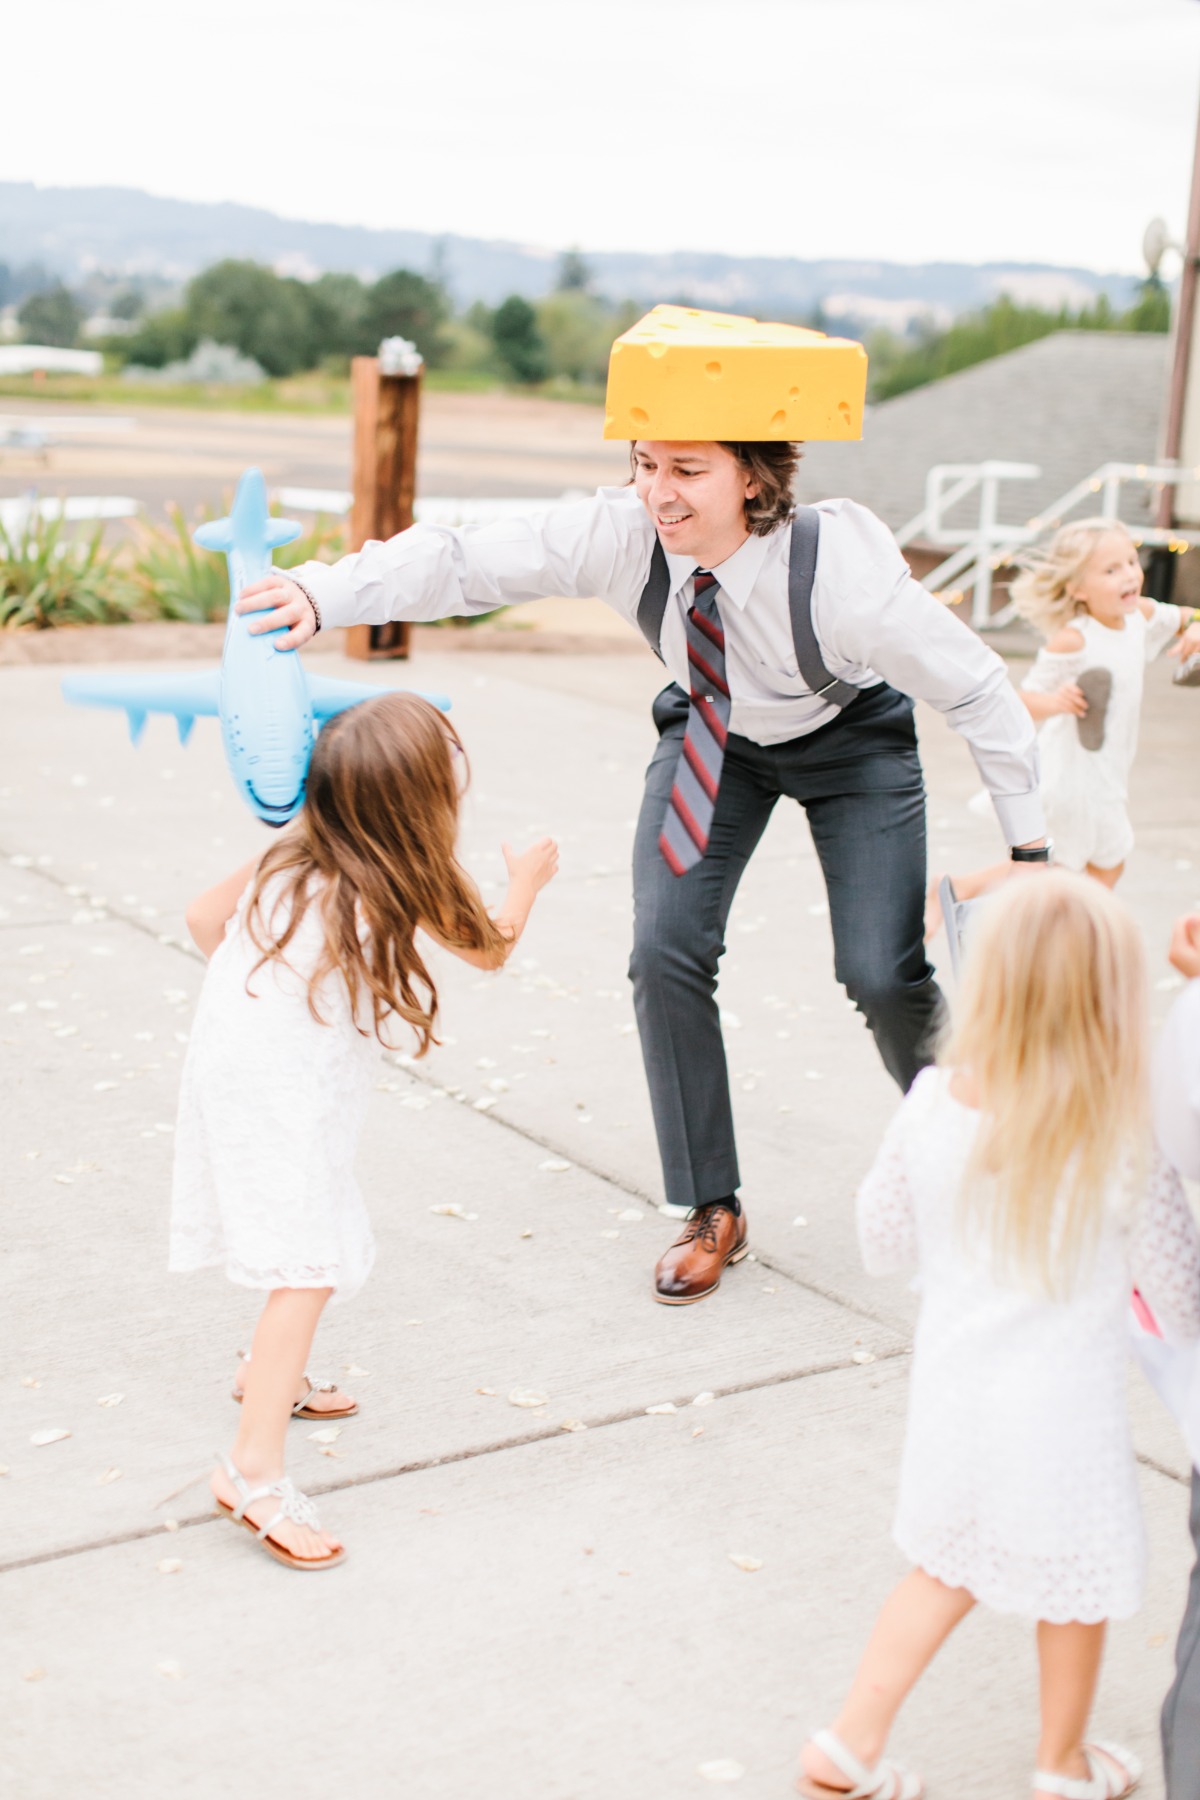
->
xmin=859 ymin=1066 xmax=1200 ymax=1623
xmin=1020 ymin=603 xmax=1181 ymax=872
xmin=169 ymin=876 xmax=379 ymax=1300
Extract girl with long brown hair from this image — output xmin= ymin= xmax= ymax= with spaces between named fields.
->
xmin=797 ymin=874 xmax=1200 ymax=1800
xmin=169 ymin=693 xmax=557 ymax=1569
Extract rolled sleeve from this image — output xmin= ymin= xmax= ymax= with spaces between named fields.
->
xmin=287 ymin=488 xmax=651 ymax=633
xmin=822 ymin=503 xmax=1044 ymax=846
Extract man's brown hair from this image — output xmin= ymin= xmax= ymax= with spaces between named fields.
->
xmin=628 ymin=440 xmax=803 ymax=536
xmin=720 ymin=441 xmax=803 ymax=535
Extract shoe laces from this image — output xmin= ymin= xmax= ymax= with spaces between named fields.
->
xmin=681 ymin=1203 xmax=732 ymax=1252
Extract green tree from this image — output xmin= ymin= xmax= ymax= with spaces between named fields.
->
xmin=18 ymin=284 xmax=84 ymax=348
xmin=304 ymin=271 xmax=367 ymax=361
xmin=491 ymin=295 xmax=548 ymax=383
xmin=1123 ymin=276 xmax=1171 ymax=334
xmin=534 ymin=290 xmax=616 ymax=383
xmin=110 ymin=287 xmax=146 ymax=322
xmin=557 ymin=249 xmax=591 ymax=293
xmin=118 ymin=307 xmax=198 ymax=368
xmin=184 ymin=260 xmax=317 ymax=377
xmin=356 ymin=268 xmax=450 ymax=366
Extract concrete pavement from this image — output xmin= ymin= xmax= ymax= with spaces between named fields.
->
xmin=2 ymin=640 xmax=1199 ymax=1798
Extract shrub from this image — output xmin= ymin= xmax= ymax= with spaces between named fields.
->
xmin=130 ymin=501 xmax=344 ymax=622
xmin=0 ymin=510 xmax=139 ymax=629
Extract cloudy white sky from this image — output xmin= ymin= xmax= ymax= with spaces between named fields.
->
xmin=8 ymin=0 xmax=1200 ymax=272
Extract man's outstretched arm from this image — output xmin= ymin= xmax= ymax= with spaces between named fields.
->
xmin=235 ymin=493 xmax=647 ymax=650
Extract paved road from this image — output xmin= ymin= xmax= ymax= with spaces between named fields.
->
xmin=0 ymin=392 xmax=631 ymax=522
xmin=2 ymin=643 xmax=1198 ymax=1798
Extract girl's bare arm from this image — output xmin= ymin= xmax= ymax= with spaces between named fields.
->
xmin=185 ymin=857 xmax=261 ymax=959
xmin=422 ymin=838 xmax=559 ymax=971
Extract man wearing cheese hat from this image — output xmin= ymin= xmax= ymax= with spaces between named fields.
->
xmin=240 ymin=305 xmax=1046 ymax=1305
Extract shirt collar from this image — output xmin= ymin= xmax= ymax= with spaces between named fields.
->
xmin=663 ymin=527 xmax=775 ymax=612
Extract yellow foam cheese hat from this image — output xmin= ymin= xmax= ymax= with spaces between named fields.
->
xmin=604 ymin=304 xmax=867 ymax=443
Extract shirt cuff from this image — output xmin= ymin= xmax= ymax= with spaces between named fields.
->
xmin=289 ymin=559 xmax=358 ymax=631
xmin=990 ymin=792 xmax=1047 ymax=848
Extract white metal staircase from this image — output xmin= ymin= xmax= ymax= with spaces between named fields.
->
xmin=899 ymin=461 xmax=1200 ymax=629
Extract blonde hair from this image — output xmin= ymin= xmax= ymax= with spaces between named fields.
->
xmin=941 ymin=872 xmax=1149 ymax=1299
xmin=1010 ymin=516 xmax=1134 ymax=637
xmin=245 ymin=693 xmax=506 ymax=1056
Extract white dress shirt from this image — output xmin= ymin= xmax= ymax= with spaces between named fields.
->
xmin=297 ymin=484 xmax=1044 ymax=844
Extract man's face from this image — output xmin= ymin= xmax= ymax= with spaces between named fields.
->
xmin=632 ymin=441 xmax=758 ymax=563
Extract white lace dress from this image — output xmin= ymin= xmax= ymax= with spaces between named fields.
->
xmin=859 ymin=1065 xmax=1200 ymax=1622
xmin=1021 ymin=603 xmax=1181 ymax=871
xmin=169 ymin=876 xmax=379 ymax=1300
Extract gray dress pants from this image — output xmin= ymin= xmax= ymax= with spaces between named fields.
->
xmin=1164 ymin=1469 xmax=1200 ymax=1800
xmin=629 ymin=681 xmax=944 ymax=1213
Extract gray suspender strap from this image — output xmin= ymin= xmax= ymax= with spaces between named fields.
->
xmin=635 ymin=536 xmax=670 ymax=662
xmin=787 ymin=506 xmax=859 ymax=710
xmin=634 ymin=507 xmax=860 ymax=707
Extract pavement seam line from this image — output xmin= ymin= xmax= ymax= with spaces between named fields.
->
xmin=4 ymin=845 xmax=912 ymax=1339
xmin=0 ymin=1348 xmax=913 ymax=1577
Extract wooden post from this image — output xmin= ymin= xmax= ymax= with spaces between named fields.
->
xmin=344 ymin=354 xmax=422 ymax=660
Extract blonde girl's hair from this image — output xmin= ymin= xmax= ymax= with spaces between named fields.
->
xmin=1009 ymin=515 xmax=1134 ymax=637
xmin=941 ymin=871 xmax=1150 ymax=1299
xmin=243 ymin=692 xmax=506 ymax=1056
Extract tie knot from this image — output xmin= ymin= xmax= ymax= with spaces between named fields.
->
xmin=692 ymin=570 xmax=717 ymax=595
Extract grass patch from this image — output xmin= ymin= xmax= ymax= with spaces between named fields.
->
xmin=0 ymin=367 xmax=602 ymax=414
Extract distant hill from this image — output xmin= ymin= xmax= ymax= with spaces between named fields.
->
xmin=0 ymin=181 xmax=1141 ymax=325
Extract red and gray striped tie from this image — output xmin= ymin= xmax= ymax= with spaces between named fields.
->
xmin=659 ymin=571 xmax=730 ymax=876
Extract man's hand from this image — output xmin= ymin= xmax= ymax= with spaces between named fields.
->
xmin=235 ymin=574 xmax=318 ymax=651
xmin=1169 ymin=912 xmax=1200 ymax=982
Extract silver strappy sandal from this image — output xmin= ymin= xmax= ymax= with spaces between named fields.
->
xmin=1033 ymin=1742 xmax=1141 ymax=1799
xmin=796 ymin=1729 xmax=922 ymax=1799
xmin=213 ymin=1452 xmax=346 ymax=1570
xmin=232 ymin=1349 xmax=359 ymax=1420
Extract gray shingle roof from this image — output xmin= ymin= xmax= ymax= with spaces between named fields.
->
xmin=793 ymin=331 xmax=1169 ymax=535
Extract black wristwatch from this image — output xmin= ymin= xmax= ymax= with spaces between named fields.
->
xmin=1010 ymin=842 xmax=1052 ymax=863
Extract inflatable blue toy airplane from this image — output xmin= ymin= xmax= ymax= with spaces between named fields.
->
xmin=62 ymin=468 xmax=449 ymax=827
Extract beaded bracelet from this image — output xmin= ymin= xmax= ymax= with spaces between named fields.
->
xmin=288 ymin=574 xmax=322 ymax=634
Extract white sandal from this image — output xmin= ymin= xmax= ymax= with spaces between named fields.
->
xmin=232 ymin=1349 xmax=358 ymax=1420
xmin=213 ymin=1452 xmax=345 ymax=1570
xmin=796 ymin=1729 xmax=922 ymax=1800
xmin=1033 ymin=1742 xmax=1141 ymax=1799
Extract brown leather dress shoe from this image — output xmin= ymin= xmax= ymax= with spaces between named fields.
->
xmin=653 ymin=1202 xmax=749 ymax=1305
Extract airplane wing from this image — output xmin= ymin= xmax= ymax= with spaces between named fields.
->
xmin=306 ymin=676 xmax=451 ymax=721
xmin=61 ymin=671 xmax=221 ymax=746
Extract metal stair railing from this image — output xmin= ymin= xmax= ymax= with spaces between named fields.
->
xmin=902 ymin=461 xmax=1200 ymax=630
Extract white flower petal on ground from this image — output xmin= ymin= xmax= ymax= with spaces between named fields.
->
xmin=342 ymin=1364 xmax=370 ymax=1378
xmin=96 ymin=1394 xmax=124 ymax=1408
xmin=692 ymin=1392 xmax=715 ymax=1408
xmin=30 ymin=1429 xmax=71 ymax=1446
xmin=793 ymin=1216 xmax=808 ymax=1227
xmin=697 ymin=1759 xmax=745 ymax=1782
xmin=508 ymin=1390 xmax=548 ymax=1408
xmin=430 ymin=1203 xmax=467 ymax=1219
xmin=400 ymin=1095 xmax=429 ymax=1110
xmin=486 ymin=1078 xmax=509 ymax=1093
xmin=156 ymin=1661 xmax=184 ymax=1680
xmin=473 ymin=1096 xmax=499 ymax=1112
xmin=475 ymin=1386 xmax=496 ymax=1396
xmin=728 ymin=1554 xmax=763 ymax=1573
xmin=645 ymin=1402 xmax=677 ymax=1416
xmin=308 ymin=1427 xmax=341 ymax=1445
xmin=538 ymin=1159 xmax=572 ymax=1173
xmin=617 ymin=1207 xmax=644 ymax=1222
xmin=851 ymin=1350 xmax=877 ymax=1365
xmin=719 ymin=1011 xmax=741 ymax=1030
xmin=21 ymin=1667 xmax=47 ymax=1683
xmin=560 ymin=1420 xmax=587 ymax=1433
xmin=157 ymin=1558 xmax=182 ymax=1575
xmin=476 ymin=1056 xmax=497 ymax=1069
xmin=96 ymin=1468 xmax=123 ymax=1486
xmin=600 ymin=1230 xmax=620 ymax=1240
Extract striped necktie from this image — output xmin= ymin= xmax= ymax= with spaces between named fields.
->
xmin=659 ymin=571 xmax=730 ymax=876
